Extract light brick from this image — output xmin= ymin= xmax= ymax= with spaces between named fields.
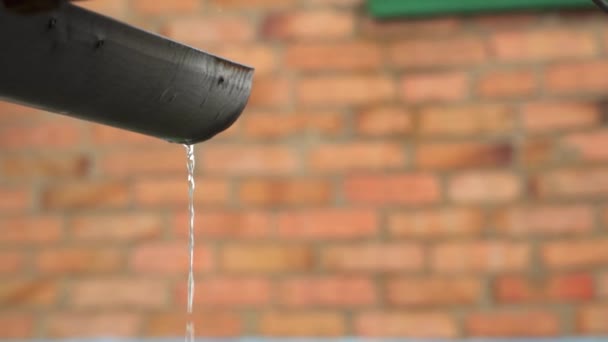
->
xmin=69 ymin=278 xmax=168 ymax=309
xmin=279 ymin=276 xmax=376 ymax=307
xmin=134 ymin=178 xmax=229 ymax=207
xmin=132 ymin=0 xmax=200 ymax=15
xmin=42 ymin=181 xmax=130 ymax=210
xmin=388 ymin=207 xmax=484 ymax=239
xmin=344 ymin=174 xmax=440 ymax=205
xmin=99 ymin=148 xmax=184 ymax=175
xmin=477 ymin=69 xmax=537 ymax=98
xmin=0 ymin=185 xmax=30 ymax=212
xmin=130 ymin=242 xmax=213 ymax=274
xmin=277 ymin=209 xmax=378 ymax=240
xmin=356 ymin=106 xmax=413 ymax=136
xmin=173 ymin=210 xmax=272 ymax=239
xmin=260 ymin=312 xmax=345 ymax=336
xmin=239 ymin=179 xmax=332 ymax=206
xmin=466 ymin=311 xmax=559 ymax=336
xmin=202 ymin=145 xmax=298 ymax=174
xmin=243 ymin=111 xmax=343 ymax=139
xmin=309 ymin=142 xmax=406 ymax=172
xmin=532 ymin=168 xmax=608 ymax=198
xmin=69 ymin=213 xmax=163 ymax=241
xmin=401 ymin=72 xmax=469 ymax=103
xmin=145 ymin=312 xmax=241 ymax=337
xmin=356 ymin=312 xmax=457 ymax=337
xmin=164 ymin=17 xmax=254 ymax=44
xmin=546 ymin=61 xmax=608 ymax=94
xmin=542 ymin=238 xmax=608 ymax=269
xmin=249 ymin=77 xmax=291 ymax=108
xmin=0 ymin=279 xmax=58 ymax=307
xmin=298 ymin=75 xmax=395 ymax=106
xmin=0 ymin=216 xmax=62 ymax=244
xmin=175 ymin=277 xmax=271 ymax=307
xmin=432 ymin=241 xmax=530 ymax=273
xmin=286 ymin=41 xmax=382 ymax=71
xmin=36 ymin=248 xmax=122 ymax=273
xmin=0 ymin=154 xmax=89 ymax=179
xmin=493 ymin=205 xmax=594 ymax=236
xmin=579 ymin=305 xmax=608 ymax=333
xmin=387 ymin=277 xmax=481 ymax=306
xmin=0 ymin=121 xmax=81 ymax=149
xmin=221 ymin=244 xmax=312 ymax=273
xmin=563 ymin=130 xmax=608 ymax=161
xmin=263 ymin=11 xmax=354 ymax=40
xmin=0 ymin=314 xmax=33 ymax=339
xmin=206 ymin=45 xmax=277 ymax=76
xmin=322 ymin=243 xmax=424 ymax=272
xmin=46 ymin=313 xmax=141 ymax=338
xmin=449 ymin=171 xmax=521 ymax=203
xmin=418 ymin=104 xmax=514 ymax=137
xmin=0 ymin=251 xmax=25 ymax=274
xmin=522 ymin=101 xmax=599 ymax=132
xmin=389 ymin=37 xmax=485 ymax=68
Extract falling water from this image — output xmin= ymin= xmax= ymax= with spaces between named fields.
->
xmin=184 ymin=144 xmax=196 ymax=342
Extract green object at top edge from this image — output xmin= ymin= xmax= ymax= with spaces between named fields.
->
xmin=368 ymin=0 xmax=594 ymax=18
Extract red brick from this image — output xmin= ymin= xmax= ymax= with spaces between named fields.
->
xmin=134 ymin=177 xmax=229 ymax=207
xmin=277 ymin=209 xmax=378 ymax=240
xmin=356 ymin=106 xmax=413 ymax=136
xmin=309 ymin=142 xmax=406 ymax=172
xmin=473 ymin=14 xmax=537 ymax=29
xmin=466 ymin=311 xmax=559 ymax=336
xmin=432 ymin=241 xmax=530 ymax=273
xmin=495 ymin=273 xmax=594 ymax=303
xmin=389 ymin=37 xmax=485 ymax=68
xmin=0 ymin=314 xmax=33 ymax=338
xmin=279 ymin=276 xmax=376 ymax=307
xmin=163 ymin=17 xmax=254 ymax=44
xmin=99 ymin=148 xmax=185 ymax=175
xmin=361 ymin=17 xmax=460 ymax=37
xmin=0 ymin=121 xmax=81 ymax=149
xmin=532 ymin=167 xmax=608 ymax=198
xmin=542 ymin=238 xmax=608 ymax=269
xmin=418 ymin=104 xmax=514 ymax=137
xmin=416 ymin=141 xmax=512 ymax=169
xmin=221 ymin=244 xmax=312 ymax=273
xmin=522 ymin=138 xmax=554 ymax=167
xmin=490 ymin=29 xmax=597 ymax=61
xmin=175 ymin=277 xmax=271 ymax=307
xmin=46 ymin=313 xmax=141 ymax=338
xmin=286 ymin=41 xmax=382 ymax=71
xmin=493 ymin=205 xmax=594 ymax=236
xmin=401 ymin=71 xmax=469 ymax=103
xmin=209 ymin=0 xmax=295 ymax=9
xmin=0 ymin=216 xmax=62 ymax=244
xmin=145 ymin=312 xmax=241 ymax=337
xmin=388 ymin=207 xmax=484 ymax=239
xmin=344 ymin=174 xmax=440 ymax=205
xmin=601 ymin=273 xmax=608 ymax=298
xmin=239 ymin=179 xmax=332 ymax=206
xmin=579 ymin=305 xmax=608 ymax=333
xmin=91 ymin=124 xmax=167 ymax=146
xmin=546 ymin=61 xmax=608 ymax=94
xmin=173 ymin=210 xmax=272 ymax=239
xmin=130 ymin=241 xmax=213 ymax=274
xmin=0 ymin=251 xmax=25 ymax=274
xmin=205 ymin=45 xmax=277 ymax=76
xmin=0 ymin=185 xmax=30 ymax=212
xmin=298 ymin=75 xmax=395 ymax=106
xmin=0 ymin=154 xmax=89 ymax=179
xmin=356 ymin=312 xmax=457 ymax=337
xmin=36 ymin=247 xmax=122 ymax=273
xmin=42 ymin=181 xmax=130 ymax=210
xmin=75 ymin=0 xmax=127 ymax=18
xmin=522 ymin=101 xmax=599 ymax=132
xmin=563 ymin=130 xmax=608 ymax=161
xmin=0 ymin=100 xmax=46 ymax=122
xmin=387 ymin=277 xmax=481 ymax=306
xmin=202 ymin=145 xmax=298 ymax=174
xmin=243 ymin=111 xmax=343 ymax=139
xmin=263 ymin=11 xmax=354 ymax=40
xmin=249 ymin=76 xmax=291 ymax=108
xmin=69 ymin=278 xmax=167 ymax=309
xmin=322 ymin=243 xmax=424 ymax=272
xmin=477 ymin=69 xmax=538 ymax=98
xmin=259 ymin=312 xmax=345 ymax=336
xmin=132 ymin=0 xmax=200 ymax=14
xmin=448 ymin=171 xmax=521 ymax=203
xmin=69 ymin=213 xmax=162 ymax=241
xmin=0 ymin=279 xmax=58 ymax=307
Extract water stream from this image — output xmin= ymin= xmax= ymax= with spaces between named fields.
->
xmin=184 ymin=144 xmax=196 ymax=342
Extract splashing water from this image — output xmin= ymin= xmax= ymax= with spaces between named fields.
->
xmin=184 ymin=144 xmax=196 ymax=342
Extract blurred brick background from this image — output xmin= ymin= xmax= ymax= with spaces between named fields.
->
xmin=1 ymin=0 xmax=608 ymax=339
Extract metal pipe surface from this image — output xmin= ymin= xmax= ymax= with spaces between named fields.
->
xmin=0 ymin=1 xmax=254 ymax=144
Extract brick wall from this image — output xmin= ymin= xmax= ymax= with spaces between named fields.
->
xmin=1 ymin=0 xmax=608 ymax=338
